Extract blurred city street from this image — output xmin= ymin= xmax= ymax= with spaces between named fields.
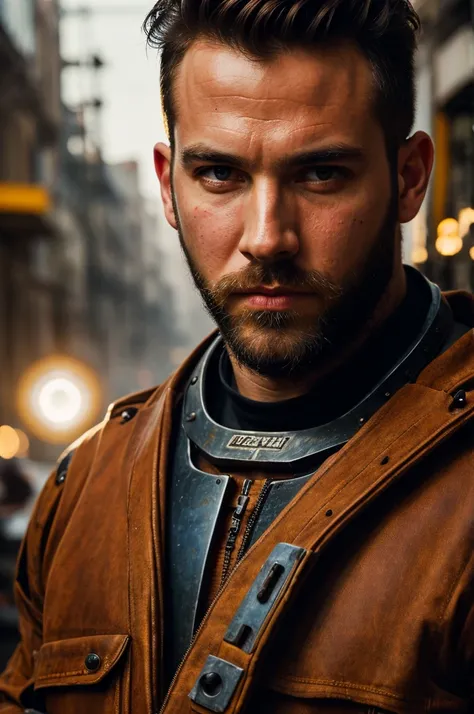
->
xmin=0 ymin=0 xmax=214 ymax=667
xmin=0 ymin=0 xmax=473 ymax=670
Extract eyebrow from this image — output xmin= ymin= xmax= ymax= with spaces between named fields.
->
xmin=180 ymin=143 xmax=364 ymax=171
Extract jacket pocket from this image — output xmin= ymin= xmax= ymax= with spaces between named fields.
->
xmin=33 ymin=633 xmax=130 ymax=714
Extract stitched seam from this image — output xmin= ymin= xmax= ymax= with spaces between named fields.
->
xmin=37 ymin=668 xmax=86 ymax=680
xmin=293 ymin=401 xmax=474 ymax=546
xmin=36 ymin=652 xmax=116 ymax=681
xmin=275 ymin=676 xmax=406 ymax=700
xmin=279 ymin=393 xmax=444 ymax=548
xmin=290 ymin=407 xmax=437 ymax=543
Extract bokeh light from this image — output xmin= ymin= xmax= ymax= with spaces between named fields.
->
xmin=412 ymin=246 xmax=428 ymax=264
xmin=15 ymin=430 xmax=30 ymax=458
xmin=436 ymin=218 xmax=463 ymax=257
xmin=0 ymin=426 xmax=21 ymax=460
xmin=16 ymin=356 xmax=101 ymax=444
xmin=459 ymin=207 xmax=474 ymax=239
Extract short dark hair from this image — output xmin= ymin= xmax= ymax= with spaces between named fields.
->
xmin=144 ymin=0 xmax=420 ymax=152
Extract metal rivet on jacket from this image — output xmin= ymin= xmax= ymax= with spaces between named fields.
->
xmin=450 ymin=389 xmax=467 ymax=411
xmin=84 ymin=653 xmax=101 ymax=672
xmin=55 ymin=452 xmax=74 ymax=485
xmin=120 ymin=407 xmax=138 ymax=424
xmin=200 ymin=671 xmax=223 ymax=696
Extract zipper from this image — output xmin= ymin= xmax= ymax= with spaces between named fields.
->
xmin=236 ymin=478 xmax=272 ymax=563
xmin=158 ymin=478 xmax=273 ymax=714
xmin=158 ymin=561 xmax=243 ymax=714
xmin=220 ymin=478 xmax=252 ymax=585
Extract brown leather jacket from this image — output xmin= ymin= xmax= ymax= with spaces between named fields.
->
xmin=1 ymin=291 xmax=474 ymax=714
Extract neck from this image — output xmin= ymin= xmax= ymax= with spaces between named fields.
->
xmin=228 ymin=268 xmax=407 ymax=403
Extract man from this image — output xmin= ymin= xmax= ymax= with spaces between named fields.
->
xmin=1 ymin=1 xmax=474 ymax=712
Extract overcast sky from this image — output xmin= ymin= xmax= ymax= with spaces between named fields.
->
xmin=60 ymin=0 xmax=166 ymax=197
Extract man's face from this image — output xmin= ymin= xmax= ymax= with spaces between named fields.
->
xmin=156 ymin=41 xmax=414 ymax=377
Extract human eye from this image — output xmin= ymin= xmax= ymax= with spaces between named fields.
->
xmin=196 ymin=165 xmax=246 ymax=189
xmin=302 ymin=166 xmax=348 ymax=183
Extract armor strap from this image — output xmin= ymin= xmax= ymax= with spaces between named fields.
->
xmin=160 ymin=375 xmax=474 ymax=714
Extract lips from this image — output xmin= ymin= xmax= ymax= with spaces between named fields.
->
xmin=232 ymin=288 xmax=313 ymax=311
xmin=236 ymin=286 xmax=309 ymax=296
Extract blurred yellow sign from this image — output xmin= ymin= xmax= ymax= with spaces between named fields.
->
xmin=0 ymin=183 xmax=51 ymax=215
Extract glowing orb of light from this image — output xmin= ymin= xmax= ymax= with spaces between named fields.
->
xmin=0 ymin=425 xmax=21 ymax=460
xmin=17 ymin=357 xmax=101 ymax=444
xmin=411 ymin=246 xmax=428 ymax=264
xmin=436 ymin=218 xmax=462 ymax=257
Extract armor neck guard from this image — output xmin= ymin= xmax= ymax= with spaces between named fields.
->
xmin=183 ymin=276 xmax=452 ymax=470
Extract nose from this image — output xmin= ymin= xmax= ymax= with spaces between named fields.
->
xmin=238 ymin=179 xmax=299 ymax=262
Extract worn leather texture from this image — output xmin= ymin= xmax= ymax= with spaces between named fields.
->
xmin=0 ymin=291 xmax=474 ymax=714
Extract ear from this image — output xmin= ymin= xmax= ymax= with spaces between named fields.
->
xmin=154 ymin=142 xmax=177 ymax=230
xmin=397 ymin=131 xmax=434 ymax=224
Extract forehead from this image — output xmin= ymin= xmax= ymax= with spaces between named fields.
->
xmin=172 ymin=40 xmax=382 ymax=158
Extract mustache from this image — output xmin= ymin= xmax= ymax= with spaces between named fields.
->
xmin=204 ymin=261 xmax=342 ymax=308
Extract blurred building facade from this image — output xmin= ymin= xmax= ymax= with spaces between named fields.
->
xmin=407 ymin=0 xmax=474 ymax=288
xmin=0 ymin=0 xmax=180 ymax=466
xmin=0 ymin=0 xmax=62 ymax=464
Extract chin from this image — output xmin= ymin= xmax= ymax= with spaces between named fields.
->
xmin=227 ymin=321 xmax=324 ymax=377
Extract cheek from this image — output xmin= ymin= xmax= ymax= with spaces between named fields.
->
xmin=178 ymin=194 xmax=245 ymax=280
xmin=299 ymin=187 xmax=388 ymax=282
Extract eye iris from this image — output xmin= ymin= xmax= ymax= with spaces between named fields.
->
xmin=314 ymin=167 xmax=334 ymax=181
xmin=213 ymin=167 xmax=232 ymax=181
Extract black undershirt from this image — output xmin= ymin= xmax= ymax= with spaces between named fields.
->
xmin=206 ymin=267 xmax=432 ymax=432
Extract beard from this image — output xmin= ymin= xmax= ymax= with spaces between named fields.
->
xmin=171 ymin=186 xmax=398 ymax=379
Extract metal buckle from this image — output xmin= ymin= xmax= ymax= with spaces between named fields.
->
xmin=224 ymin=543 xmax=306 ymax=653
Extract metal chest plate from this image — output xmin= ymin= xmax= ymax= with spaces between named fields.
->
xmin=166 ymin=424 xmax=230 ymax=676
xmin=183 ymin=277 xmax=452 ymax=470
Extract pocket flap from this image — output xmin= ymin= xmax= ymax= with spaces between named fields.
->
xmin=34 ymin=634 xmax=130 ymax=690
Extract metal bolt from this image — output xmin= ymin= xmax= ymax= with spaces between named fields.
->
xmin=359 ymin=417 xmax=365 ymax=426
xmin=191 ymin=376 xmax=198 ymax=385
xmin=186 ymin=412 xmax=197 ymax=422
xmin=200 ymin=671 xmax=223 ymax=697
